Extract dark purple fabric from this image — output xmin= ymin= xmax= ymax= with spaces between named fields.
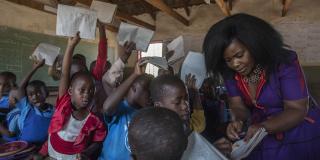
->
xmin=225 ymin=52 xmax=320 ymax=159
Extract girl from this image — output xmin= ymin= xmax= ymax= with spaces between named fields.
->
xmin=37 ymin=32 xmax=106 ymax=160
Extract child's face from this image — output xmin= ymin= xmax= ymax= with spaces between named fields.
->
xmin=132 ymin=82 xmax=151 ymax=108
xmin=9 ymin=89 xmax=18 ymax=107
xmin=69 ymin=76 xmax=95 ymax=110
xmin=156 ymin=85 xmax=190 ymax=121
xmin=0 ymin=76 xmax=10 ymax=95
xmin=26 ymin=86 xmax=47 ymax=107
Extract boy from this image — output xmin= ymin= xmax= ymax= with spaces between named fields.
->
xmin=99 ymin=60 xmax=153 ymax=160
xmin=0 ymin=60 xmax=54 ymax=144
xmin=150 ymin=75 xmax=232 ymax=159
xmin=128 ymin=107 xmax=188 ymax=160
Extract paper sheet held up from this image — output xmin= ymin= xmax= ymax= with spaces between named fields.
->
xmin=30 ymin=43 xmax=60 ymax=66
xmin=90 ymin=0 xmax=117 ymax=24
xmin=180 ymin=51 xmax=207 ymax=89
xmin=56 ymin=4 xmax=97 ymax=40
xmin=117 ymin=22 xmax=154 ymax=52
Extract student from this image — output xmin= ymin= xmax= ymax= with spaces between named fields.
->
xmin=128 ymin=107 xmax=188 ymax=160
xmin=101 ymin=41 xmax=136 ymax=97
xmin=99 ymin=61 xmax=154 ymax=160
xmin=0 ymin=59 xmax=54 ymax=144
xmin=203 ymin=13 xmax=320 ymax=159
xmin=0 ymin=72 xmax=12 ymax=117
xmin=150 ymin=75 xmax=232 ymax=158
xmin=36 ymin=32 xmax=106 ymax=160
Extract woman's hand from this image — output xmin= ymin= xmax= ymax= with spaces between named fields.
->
xmin=244 ymin=123 xmax=264 ymax=142
xmin=214 ymin=137 xmax=232 ymax=157
xmin=226 ymin=120 xmax=243 ymax=141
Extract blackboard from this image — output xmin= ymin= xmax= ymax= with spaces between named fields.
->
xmin=0 ymin=26 xmax=114 ymax=86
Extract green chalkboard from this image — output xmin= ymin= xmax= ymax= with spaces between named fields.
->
xmin=0 ymin=26 xmax=114 ymax=86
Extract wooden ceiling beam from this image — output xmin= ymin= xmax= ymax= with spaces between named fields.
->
xmin=281 ymin=0 xmax=292 ymax=17
xmin=144 ymin=0 xmax=189 ymax=26
xmin=5 ymin=0 xmax=119 ymax=32
xmin=183 ymin=0 xmax=191 ymax=16
xmin=141 ymin=1 xmax=157 ymax=21
xmin=115 ymin=11 xmax=156 ymax=30
xmin=227 ymin=0 xmax=233 ymax=11
xmin=214 ymin=0 xmax=231 ymax=16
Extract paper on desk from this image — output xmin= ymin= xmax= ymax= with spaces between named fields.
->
xmin=231 ymin=128 xmax=268 ymax=160
xmin=56 ymin=4 xmax=97 ymax=40
xmin=117 ymin=22 xmax=154 ymax=52
xmin=90 ymin=0 xmax=117 ymax=24
xmin=180 ymin=51 xmax=207 ymax=89
xmin=167 ymin=36 xmax=185 ymax=63
xmin=140 ymin=57 xmax=168 ymax=70
xmin=30 ymin=43 xmax=60 ymax=66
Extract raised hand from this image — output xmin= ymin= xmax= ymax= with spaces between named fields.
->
xmin=68 ymin=31 xmax=81 ymax=47
xmin=32 ymin=59 xmax=45 ymax=69
xmin=120 ymin=41 xmax=136 ymax=63
xmin=226 ymin=120 xmax=243 ymax=141
xmin=185 ymin=73 xmax=197 ymax=90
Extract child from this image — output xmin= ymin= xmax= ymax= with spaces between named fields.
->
xmin=150 ymin=75 xmax=232 ymax=158
xmin=0 ymin=60 xmax=54 ymax=144
xmin=101 ymin=41 xmax=136 ymax=96
xmin=37 ymin=32 xmax=107 ymax=160
xmin=0 ymin=72 xmax=12 ymax=117
xmin=128 ymin=107 xmax=188 ymax=160
xmin=98 ymin=61 xmax=154 ymax=160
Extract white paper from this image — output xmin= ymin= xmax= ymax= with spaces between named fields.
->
xmin=117 ymin=22 xmax=154 ymax=52
xmin=90 ymin=0 xmax=117 ymax=24
xmin=180 ymin=51 xmax=207 ymax=89
xmin=167 ymin=36 xmax=185 ymax=63
xmin=30 ymin=43 xmax=60 ymax=66
xmin=231 ymin=128 xmax=268 ymax=160
xmin=56 ymin=4 xmax=97 ymax=40
xmin=140 ymin=57 xmax=168 ymax=70
xmin=181 ymin=132 xmax=228 ymax=160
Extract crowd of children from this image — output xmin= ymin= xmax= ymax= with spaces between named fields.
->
xmin=3 ymin=13 xmax=318 ymax=160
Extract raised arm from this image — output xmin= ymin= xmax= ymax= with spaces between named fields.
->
xmin=58 ymin=32 xmax=81 ymax=98
xmin=102 ymin=60 xmax=145 ymax=115
xmin=92 ymin=20 xmax=107 ymax=81
xmin=16 ymin=59 xmax=45 ymax=100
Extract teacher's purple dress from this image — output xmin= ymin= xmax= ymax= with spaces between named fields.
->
xmin=225 ymin=52 xmax=320 ymax=160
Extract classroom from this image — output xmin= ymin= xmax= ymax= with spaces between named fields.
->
xmin=0 ymin=0 xmax=319 ymax=159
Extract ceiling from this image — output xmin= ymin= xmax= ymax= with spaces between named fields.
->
xmin=5 ymin=0 xmax=292 ymax=32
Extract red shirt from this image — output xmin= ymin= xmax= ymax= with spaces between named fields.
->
xmin=92 ymin=36 xmax=107 ymax=81
xmin=39 ymin=93 xmax=106 ymax=155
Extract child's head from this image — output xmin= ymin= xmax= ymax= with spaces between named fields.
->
xmin=150 ymin=75 xmax=190 ymax=122
xmin=90 ymin=60 xmax=112 ymax=75
xmin=71 ymin=60 xmax=88 ymax=78
xmin=26 ymin=80 xmax=49 ymax=108
xmin=8 ymin=87 xmax=19 ymax=107
xmin=127 ymin=74 xmax=154 ymax=109
xmin=73 ymin=54 xmax=86 ymax=66
xmin=69 ymin=71 xmax=95 ymax=110
xmin=1 ymin=71 xmax=17 ymax=88
xmin=157 ymin=66 xmax=174 ymax=76
xmin=128 ymin=107 xmax=188 ymax=160
xmin=0 ymin=72 xmax=12 ymax=96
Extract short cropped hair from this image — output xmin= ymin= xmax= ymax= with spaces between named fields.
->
xmin=128 ymin=107 xmax=188 ymax=160
xmin=150 ymin=75 xmax=185 ymax=102
xmin=27 ymin=80 xmax=49 ymax=97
